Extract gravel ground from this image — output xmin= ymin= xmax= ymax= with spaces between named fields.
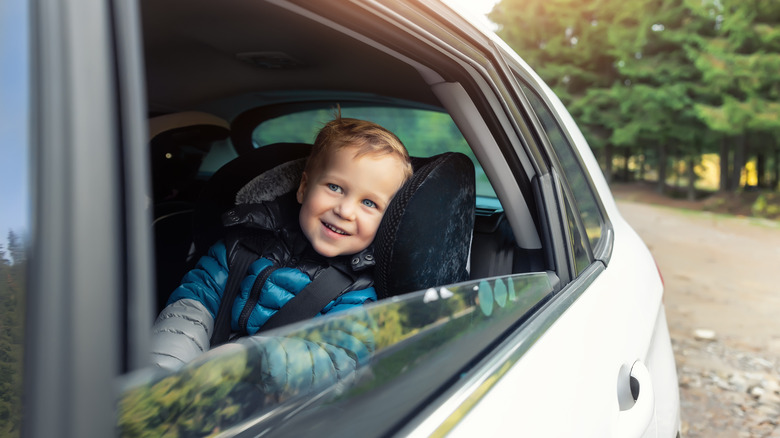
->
xmin=615 ymin=195 xmax=780 ymax=438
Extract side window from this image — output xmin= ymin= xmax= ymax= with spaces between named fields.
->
xmin=252 ymin=106 xmax=497 ymax=199
xmin=0 ymin=0 xmax=30 ymax=435
xmin=118 ymin=273 xmax=554 ymax=436
xmin=519 ymin=84 xmax=605 ymax=252
xmin=564 ymin=192 xmax=590 ymax=275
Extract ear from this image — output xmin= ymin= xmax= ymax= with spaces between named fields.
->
xmin=296 ymin=171 xmax=308 ymax=204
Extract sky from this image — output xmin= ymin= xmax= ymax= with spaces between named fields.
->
xmin=443 ymin=0 xmax=500 ymax=29
xmin=0 ymin=0 xmax=30 ymax=250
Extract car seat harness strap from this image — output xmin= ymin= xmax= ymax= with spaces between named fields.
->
xmin=260 ymin=265 xmax=353 ymax=332
xmin=210 ymin=244 xmax=259 ymax=346
xmin=210 ymin=243 xmax=354 ymax=345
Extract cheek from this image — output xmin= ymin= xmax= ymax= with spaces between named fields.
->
xmin=299 ymin=195 xmax=320 ymax=226
xmin=362 ymin=213 xmax=384 ymax=237
xmin=307 ymin=193 xmax=331 ymax=214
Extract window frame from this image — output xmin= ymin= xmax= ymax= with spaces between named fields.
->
xmin=115 ymin=2 xmax=595 ymax=436
xmin=496 ymin=51 xmax=614 ymax=269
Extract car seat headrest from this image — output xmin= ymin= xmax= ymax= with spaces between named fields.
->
xmin=192 ymin=143 xmax=312 ymax=259
xmin=373 ymin=152 xmax=475 ymax=299
xmin=235 ymin=158 xmax=307 ymax=205
xmin=149 ymin=111 xmax=231 ymax=204
xmin=148 ymin=111 xmax=230 ymax=141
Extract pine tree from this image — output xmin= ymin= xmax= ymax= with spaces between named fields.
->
xmin=689 ymin=0 xmax=780 ymax=190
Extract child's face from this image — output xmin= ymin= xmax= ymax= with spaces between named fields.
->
xmin=296 ymin=146 xmax=408 ymax=258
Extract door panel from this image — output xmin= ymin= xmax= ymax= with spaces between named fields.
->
xmin=449 ymin=219 xmax=664 ymax=436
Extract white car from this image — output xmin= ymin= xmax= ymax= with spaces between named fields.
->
xmin=1 ymin=0 xmax=680 ymax=437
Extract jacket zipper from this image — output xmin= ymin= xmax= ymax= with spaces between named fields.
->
xmin=238 ymin=262 xmax=279 ymax=334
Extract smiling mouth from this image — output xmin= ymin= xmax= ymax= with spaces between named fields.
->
xmin=323 ymin=221 xmax=350 ymax=236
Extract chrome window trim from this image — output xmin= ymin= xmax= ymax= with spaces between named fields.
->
xmin=506 ymin=69 xmax=615 ymax=265
xmin=400 ymin=262 xmax=605 ymax=437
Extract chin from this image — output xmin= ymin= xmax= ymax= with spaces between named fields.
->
xmin=312 ymin=244 xmax=342 ymax=258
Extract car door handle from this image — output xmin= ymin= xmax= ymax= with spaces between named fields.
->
xmin=615 ymin=360 xmax=655 ymax=437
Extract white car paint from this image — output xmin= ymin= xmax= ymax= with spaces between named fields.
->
xmin=446 ymin=94 xmax=679 ymax=436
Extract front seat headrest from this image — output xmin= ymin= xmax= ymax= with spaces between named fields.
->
xmin=373 ymin=152 xmax=475 ymax=299
xmin=148 ymin=111 xmax=231 ymax=204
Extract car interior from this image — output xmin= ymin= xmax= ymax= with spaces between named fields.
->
xmin=141 ymin=0 xmax=550 ymax=313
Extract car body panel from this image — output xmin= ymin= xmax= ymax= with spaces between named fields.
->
xmin=445 ymin=216 xmax=672 ymax=437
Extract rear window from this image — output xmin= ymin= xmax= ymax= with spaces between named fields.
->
xmin=252 ymin=106 xmax=497 ymax=199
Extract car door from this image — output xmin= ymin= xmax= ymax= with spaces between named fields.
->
xmin=432 ymin=44 xmax=669 ymax=437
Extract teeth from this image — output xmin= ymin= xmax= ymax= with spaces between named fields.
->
xmin=325 ymin=223 xmax=348 ymax=235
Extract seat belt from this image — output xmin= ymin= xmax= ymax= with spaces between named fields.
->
xmin=260 ymin=266 xmax=353 ymax=332
xmin=210 ymin=244 xmax=258 ymax=346
xmin=211 ymin=248 xmax=354 ymax=343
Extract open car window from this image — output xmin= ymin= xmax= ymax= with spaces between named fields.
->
xmin=252 ymin=106 xmax=498 ymax=200
xmin=118 ymin=272 xmax=553 ymax=437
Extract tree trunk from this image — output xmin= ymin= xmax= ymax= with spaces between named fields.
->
xmin=687 ymin=156 xmax=697 ymax=201
xmin=623 ymin=147 xmax=632 ymax=181
xmin=656 ymin=142 xmax=667 ymax=194
xmin=719 ymin=137 xmax=730 ymax=192
xmin=604 ymin=143 xmax=614 ymax=184
xmin=774 ymin=148 xmax=780 ymax=190
xmin=757 ymin=151 xmax=766 ymax=188
xmin=673 ymin=150 xmax=682 ymax=190
xmin=638 ymin=147 xmax=646 ymax=181
xmin=731 ymin=135 xmax=746 ymax=191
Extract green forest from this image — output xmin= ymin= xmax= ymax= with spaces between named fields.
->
xmin=490 ymin=0 xmax=780 ymax=201
xmin=0 ymin=232 xmax=25 ymax=438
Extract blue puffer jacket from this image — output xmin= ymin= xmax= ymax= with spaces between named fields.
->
xmin=150 ymin=193 xmax=377 ymax=371
xmin=167 ymin=239 xmax=376 ymax=335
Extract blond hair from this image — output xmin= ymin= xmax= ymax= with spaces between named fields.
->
xmin=305 ymin=116 xmax=413 ymax=182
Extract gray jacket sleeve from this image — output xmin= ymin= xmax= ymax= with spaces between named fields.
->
xmin=150 ymin=298 xmax=215 ymax=370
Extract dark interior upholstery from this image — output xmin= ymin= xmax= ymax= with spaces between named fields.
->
xmin=150 ymin=115 xmax=231 ymax=310
xmin=470 ymin=211 xmax=546 ymax=279
xmin=373 ymin=153 xmax=476 ymax=299
xmin=153 ymin=202 xmax=196 ymax=312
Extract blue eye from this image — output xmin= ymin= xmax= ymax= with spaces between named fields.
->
xmin=362 ymin=199 xmax=377 ymax=208
xmin=328 ymin=183 xmax=342 ymax=193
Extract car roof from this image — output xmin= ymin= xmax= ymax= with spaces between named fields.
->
xmin=141 ymin=0 xmax=445 ymax=119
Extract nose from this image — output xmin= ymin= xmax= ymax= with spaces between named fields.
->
xmin=335 ymin=198 xmax=357 ymax=221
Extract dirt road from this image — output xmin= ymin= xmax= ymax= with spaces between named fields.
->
xmin=616 ymin=199 xmax=780 ymax=438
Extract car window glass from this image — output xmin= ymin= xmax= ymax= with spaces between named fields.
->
xmin=564 ymin=191 xmax=590 ymax=275
xmin=197 ymin=137 xmax=238 ymax=177
xmin=0 ymin=0 xmax=29 ymax=435
xmin=118 ymin=272 xmax=554 ymax=436
xmin=518 ymin=84 xmax=604 ymax=249
xmin=253 ymin=107 xmax=497 ymax=200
